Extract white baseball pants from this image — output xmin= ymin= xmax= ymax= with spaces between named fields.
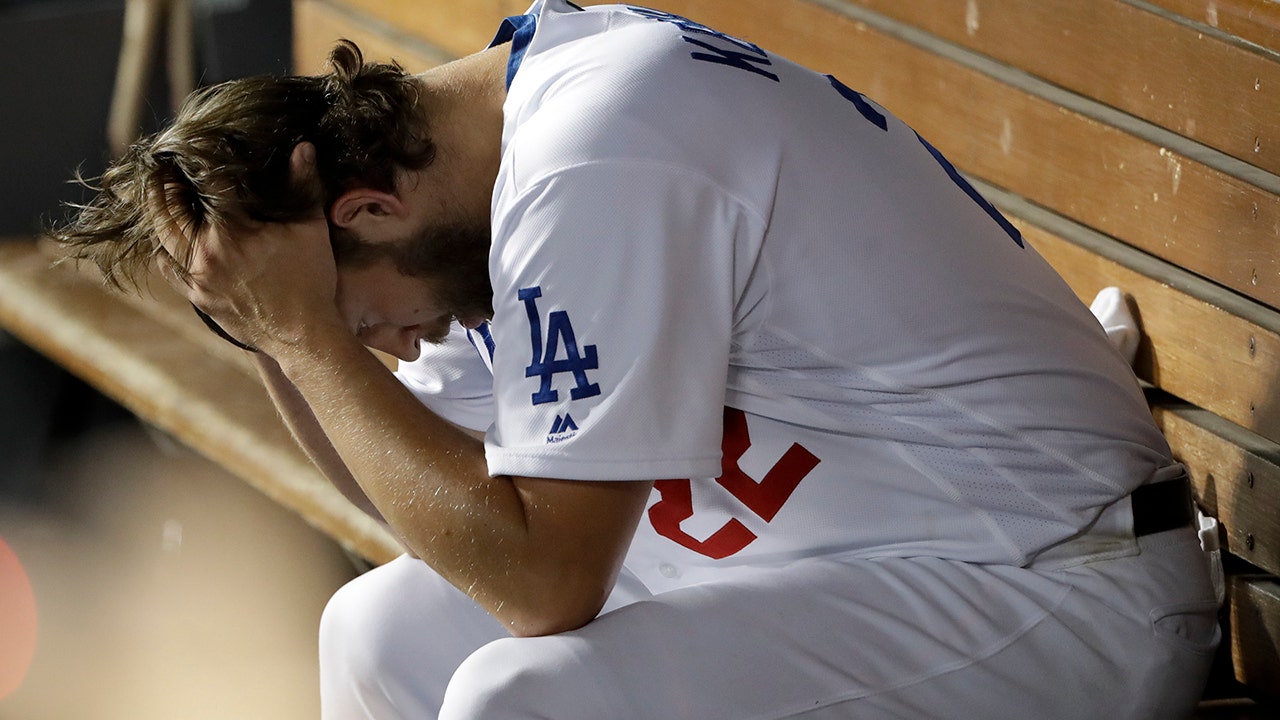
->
xmin=318 ymin=522 xmax=1217 ymax=720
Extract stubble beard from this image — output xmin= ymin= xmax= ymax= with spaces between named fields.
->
xmin=331 ymin=216 xmax=494 ymax=344
xmin=398 ymin=219 xmax=494 ymax=341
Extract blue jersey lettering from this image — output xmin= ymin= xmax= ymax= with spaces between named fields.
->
xmin=827 ymin=75 xmax=887 ymax=131
xmin=828 ymin=74 xmax=1023 ymax=248
xmin=627 ymin=6 xmax=778 ymax=82
xmin=681 ymin=36 xmax=779 ymax=82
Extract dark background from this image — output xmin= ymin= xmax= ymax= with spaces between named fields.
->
xmin=0 ymin=0 xmax=291 ymax=498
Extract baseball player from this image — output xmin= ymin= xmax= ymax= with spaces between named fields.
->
xmin=57 ymin=1 xmax=1219 ymax=718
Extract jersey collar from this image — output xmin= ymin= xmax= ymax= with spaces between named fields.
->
xmin=488 ymin=13 xmax=539 ymax=90
xmin=488 ymin=0 xmax=586 ymax=90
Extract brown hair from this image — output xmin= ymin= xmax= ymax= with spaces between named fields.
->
xmin=52 ymin=40 xmax=433 ymax=289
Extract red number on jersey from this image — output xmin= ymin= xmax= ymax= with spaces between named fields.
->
xmin=648 ymin=479 xmax=758 ymax=559
xmin=649 ymin=407 xmax=820 ymax=559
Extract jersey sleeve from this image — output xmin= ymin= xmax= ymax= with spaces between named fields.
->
xmin=394 ymin=322 xmax=495 ymax=433
xmin=484 ymin=160 xmax=761 ymax=481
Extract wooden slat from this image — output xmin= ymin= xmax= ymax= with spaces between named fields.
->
xmin=1145 ymin=0 xmax=1280 ymax=53
xmin=839 ymin=0 xmax=1280 ymax=176
xmin=679 ymin=0 xmax=1280 ymax=313
xmin=0 ymin=241 xmax=401 ymax=564
xmin=1153 ymin=402 xmax=1280 ymax=576
xmin=293 ymin=0 xmax=451 ymax=75
xmin=1229 ymin=575 xmax=1280 ymax=698
xmin=323 ymin=0 xmax=526 ymax=60
xmin=1009 ymin=213 xmax=1280 ymax=448
xmin=313 ymin=0 xmax=1280 ymax=315
xmin=973 ymin=187 xmax=1280 ymax=569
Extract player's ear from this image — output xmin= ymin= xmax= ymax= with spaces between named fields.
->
xmin=329 ymin=188 xmax=408 ymax=229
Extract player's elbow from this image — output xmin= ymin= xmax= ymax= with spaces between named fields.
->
xmin=496 ymin=579 xmax=610 ymax=638
xmin=505 ymin=612 xmax=594 ymax=638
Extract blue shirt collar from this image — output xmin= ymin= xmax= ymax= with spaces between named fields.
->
xmin=488 ymin=13 xmax=539 ymax=90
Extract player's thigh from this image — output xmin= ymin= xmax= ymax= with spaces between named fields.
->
xmin=832 ymin=530 xmax=1218 ymax=720
xmin=319 ymin=556 xmax=656 ymax=720
xmin=440 ymin=555 xmax=1075 ymax=720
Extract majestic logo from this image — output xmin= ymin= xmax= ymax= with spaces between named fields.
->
xmin=547 ymin=413 xmax=579 ymax=444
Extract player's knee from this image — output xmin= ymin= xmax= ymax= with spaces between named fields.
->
xmin=318 ymin=557 xmax=415 ymax=683
xmin=440 ymin=636 xmax=605 ymax=720
xmin=319 ymin=572 xmax=381 ymax=681
xmin=440 ymin=638 xmax=549 ymax=720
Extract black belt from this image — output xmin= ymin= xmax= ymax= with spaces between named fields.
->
xmin=1131 ymin=475 xmax=1195 ymax=537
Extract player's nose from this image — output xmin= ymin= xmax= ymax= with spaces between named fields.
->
xmin=359 ymin=324 xmax=423 ymax=363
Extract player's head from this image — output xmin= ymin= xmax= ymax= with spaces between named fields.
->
xmin=53 ymin=40 xmax=433 ymax=289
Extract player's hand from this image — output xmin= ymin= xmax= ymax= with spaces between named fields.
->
xmin=152 ymin=142 xmax=344 ymax=357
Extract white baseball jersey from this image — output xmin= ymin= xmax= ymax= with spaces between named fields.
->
xmin=397 ymin=0 xmax=1175 ymax=593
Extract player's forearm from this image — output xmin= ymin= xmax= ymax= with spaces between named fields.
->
xmin=267 ymin=329 xmax=604 ymax=635
xmin=253 ymin=352 xmax=386 ymax=523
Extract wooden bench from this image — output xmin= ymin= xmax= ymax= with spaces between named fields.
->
xmin=0 ymin=0 xmax=1274 ymax=709
xmin=0 ymin=239 xmax=401 ymax=565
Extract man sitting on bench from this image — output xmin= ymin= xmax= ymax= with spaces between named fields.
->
xmin=55 ymin=2 xmax=1220 ymax=718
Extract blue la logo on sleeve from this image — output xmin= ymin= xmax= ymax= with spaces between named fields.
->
xmin=518 ymin=286 xmax=601 ymax=407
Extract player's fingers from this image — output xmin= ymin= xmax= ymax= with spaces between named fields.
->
xmin=147 ymin=184 xmax=190 ymax=262
xmin=149 ymin=183 xmax=184 ymax=253
xmin=146 ymin=186 xmax=200 ymax=288
xmin=146 ymin=183 xmax=241 ymax=286
xmin=155 ymin=256 xmax=178 ymax=286
xmin=154 ymin=241 xmax=204 ymax=301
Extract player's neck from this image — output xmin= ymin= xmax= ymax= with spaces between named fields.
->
xmin=408 ymin=46 xmax=508 ymax=222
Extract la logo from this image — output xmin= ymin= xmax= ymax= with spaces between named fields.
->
xmin=518 ymin=286 xmax=601 ymax=406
